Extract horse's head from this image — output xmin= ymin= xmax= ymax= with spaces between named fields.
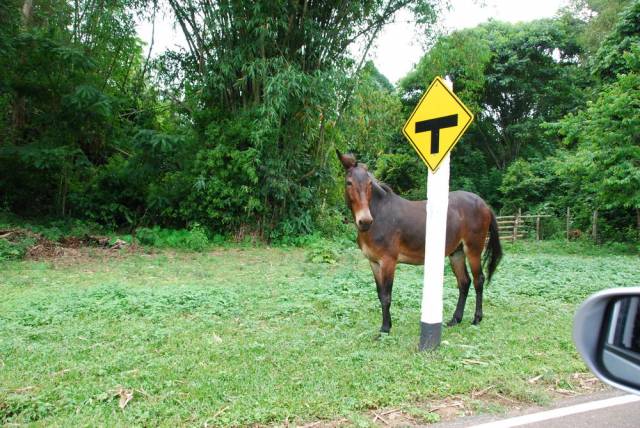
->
xmin=337 ymin=150 xmax=374 ymax=232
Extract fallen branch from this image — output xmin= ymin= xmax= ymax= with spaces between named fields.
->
xmin=211 ymin=406 xmax=228 ymax=419
xmin=118 ymin=388 xmax=133 ymax=409
xmin=204 ymin=406 xmax=230 ymax=426
xmin=50 ymin=369 xmax=71 ymax=377
xmin=472 ymin=385 xmax=496 ymax=398
xmin=372 ymin=412 xmax=390 ymax=425
xmin=135 ymin=388 xmax=151 ymax=398
xmin=428 ymin=401 xmax=464 ymax=413
xmin=556 ymin=388 xmax=578 ymax=396
xmin=301 ymin=418 xmax=348 ymax=428
xmin=495 ymin=393 xmax=518 ymax=403
xmin=528 ymin=374 xmax=543 ymax=384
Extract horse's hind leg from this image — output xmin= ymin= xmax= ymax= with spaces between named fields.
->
xmin=466 ymin=245 xmax=486 ymax=325
xmin=447 ymin=248 xmax=471 ymax=327
xmin=370 ymin=257 xmax=397 ymax=333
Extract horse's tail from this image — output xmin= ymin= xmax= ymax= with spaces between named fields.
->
xmin=483 ymin=210 xmax=503 ymax=283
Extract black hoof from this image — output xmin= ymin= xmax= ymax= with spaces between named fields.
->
xmin=447 ymin=318 xmax=461 ymax=327
xmin=472 ymin=316 xmax=483 ymax=325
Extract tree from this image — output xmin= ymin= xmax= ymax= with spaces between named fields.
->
xmin=334 ymin=61 xmax=402 ymax=167
xmin=591 ymin=1 xmax=640 ymax=81
xmin=499 ymin=4 xmax=640 ymax=241
xmin=157 ymin=0 xmax=441 ymax=237
xmin=474 ymin=17 xmax=588 ymax=169
xmin=393 ymin=17 xmax=590 ymax=208
xmin=0 ymin=0 xmax=156 ymax=218
xmin=569 ymin=0 xmax=634 ymax=54
xmin=553 ymin=52 xmax=640 ymax=238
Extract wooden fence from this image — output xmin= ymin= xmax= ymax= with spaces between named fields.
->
xmin=497 ymin=208 xmax=609 ymax=242
xmin=496 ymin=209 xmax=552 ymax=242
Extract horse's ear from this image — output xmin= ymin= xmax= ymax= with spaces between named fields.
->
xmin=336 ymin=150 xmax=356 ymax=171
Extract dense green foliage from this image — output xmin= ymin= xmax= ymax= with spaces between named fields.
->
xmin=390 ymin=2 xmax=639 ymax=242
xmin=500 ymin=2 xmax=640 ymax=241
xmin=394 ymin=16 xmax=590 ymax=205
xmin=1 ymin=243 xmax=638 ymax=425
xmin=0 ymin=0 xmax=440 ymax=239
xmin=591 ymin=0 xmax=640 ymax=80
xmin=0 ymin=0 xmax=638 ymax=243
xmin=0 ymin=0 xmax=163 ymax=224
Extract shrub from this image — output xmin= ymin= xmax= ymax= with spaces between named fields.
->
xmin=135 ymin=225 xmax=210 ymax=251
xmin=305 ymin=238 xmax=341 ymax=264
xmin=0 ymin=236 xmax=35 ymax=261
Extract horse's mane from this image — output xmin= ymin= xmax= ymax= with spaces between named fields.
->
xmin=368 ymin=172 xmax=395 ymax=195
xmin=378 ymin=181 xmax=394 ymax=194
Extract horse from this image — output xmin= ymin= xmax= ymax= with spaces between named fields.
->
xmin=337 ymin=151 xmax=502 ymax=333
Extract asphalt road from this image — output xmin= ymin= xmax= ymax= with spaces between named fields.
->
xmin=521 ymin=399 xmax=640 ymax=428
xmin=431 ymin=390 xmax=640 ymax=428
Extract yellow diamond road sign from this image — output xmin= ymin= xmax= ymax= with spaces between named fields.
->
xmin=402 ymin=76 xmax=473 ymax=172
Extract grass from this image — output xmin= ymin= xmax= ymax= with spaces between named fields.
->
xmin=1 ymin=240 xmax=639 ymax=426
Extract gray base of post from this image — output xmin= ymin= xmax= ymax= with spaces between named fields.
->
xmin=419 ymin=321 xmax=442 ymax=351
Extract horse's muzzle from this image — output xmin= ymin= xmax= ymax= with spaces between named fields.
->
xmin=357 ymin=218 xmax=373 ymax=231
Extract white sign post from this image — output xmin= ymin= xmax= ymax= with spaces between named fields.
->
xmin=421 ymin=76 xmax=453 ymax=351
xmin=419 ymin=151 xmax=450 ymax=350
xmin=401 ymin=76 xmax=473 ymax=351
xmin=419 ymin=77 xmax=452 ymax=351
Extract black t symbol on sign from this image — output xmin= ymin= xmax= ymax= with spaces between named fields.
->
xmin=415 ymin=114 xmax=458 ymax=154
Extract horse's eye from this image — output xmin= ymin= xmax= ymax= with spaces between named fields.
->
xmin=346 ymin=181 xmax=353 ymax=186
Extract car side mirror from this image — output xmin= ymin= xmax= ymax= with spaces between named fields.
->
xmin=573 ymin=288 xmax=640 ymax=395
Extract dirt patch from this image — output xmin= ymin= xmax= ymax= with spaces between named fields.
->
xmin=298 ymin=418 xmax=350 ymax=428
xmin=294 ymin=373 xmax=607 ymax=428
xmin=1 ymin=227 xmax=138 ymax=262
xmin=371 ymin=400 xmax=467 ymax=426
xmin=38 ymin=246 xmax=146 ymax=267
xmin=548 ymin=372 xmax=607 ymax=399
xmin=374 ymin=410 xmax=421 ymax=427
xmin=0 ymin=228 xmax=39 ymax=242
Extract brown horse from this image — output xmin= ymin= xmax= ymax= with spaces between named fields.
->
xmin=337 ymin=151 xmax=502 ymax=333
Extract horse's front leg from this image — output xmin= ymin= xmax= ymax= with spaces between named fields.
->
xmin=370 ymin=257 xmax=397 ymax=333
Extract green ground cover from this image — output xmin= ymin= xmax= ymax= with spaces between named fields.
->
xmin=1 ymin=241 xmax=638 ymax=426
